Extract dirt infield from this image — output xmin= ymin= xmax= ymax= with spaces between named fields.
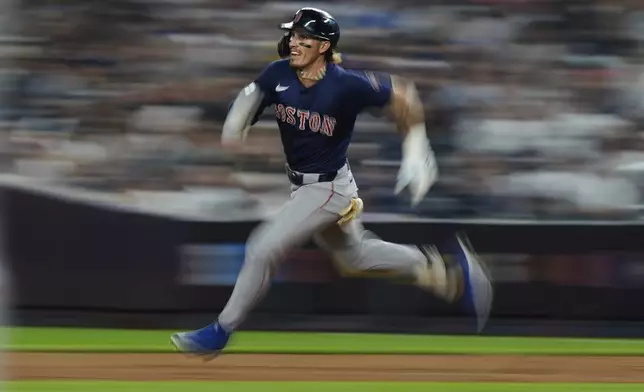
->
xmin=8 ymin=353 xmax=644 ymax=383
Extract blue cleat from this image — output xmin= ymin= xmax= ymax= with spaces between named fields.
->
xmin=170 ymin=322 xmax=231 ymax=361
xmin=452 ymin=233 xmax=494 ymax=333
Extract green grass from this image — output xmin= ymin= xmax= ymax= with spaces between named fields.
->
xmin=5 ymin=327 xmax=644 ymax=355
xmin=7 ymin=382 xmax=644 ymax=392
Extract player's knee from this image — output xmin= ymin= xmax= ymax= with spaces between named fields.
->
xmin=244 ymin=231 xmax=284 ymax=267
xmin=330 ymin=249 xmax=364 ymax=275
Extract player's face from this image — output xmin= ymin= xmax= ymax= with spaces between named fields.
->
xmin=289 ymin=30 xmax=329 ymax=68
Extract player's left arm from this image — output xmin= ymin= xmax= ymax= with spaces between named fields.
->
xmin=385 ymin=75 xmax=426 ymax=136
xmin=355 ymin=72 xmax=438 ymax=206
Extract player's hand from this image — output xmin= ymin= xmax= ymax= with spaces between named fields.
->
xmin=394 ymin=125 xmax=438 ymax=206
xmin=394 ymin=147 xmax=438 ymax=206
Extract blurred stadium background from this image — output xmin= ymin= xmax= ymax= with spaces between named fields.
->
xmin=4 ymin=0 xmax=644 ymax=221
xmin=3 ymin=0 xmax=644 ymax=388
xmin=3 ymin=0 xmax=644 ymax=340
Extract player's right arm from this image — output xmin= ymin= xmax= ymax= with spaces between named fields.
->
xmin=220 ymin=81 xmax=265 ymax=148
xmin=221 ymin=60 xmax=282 ymax=148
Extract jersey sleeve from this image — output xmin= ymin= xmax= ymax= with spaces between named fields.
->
xmin=253 ymin=60 xmax=283 ymax=96
xmin=239 ymin=60 xmax=285 ymax=122
xmin=349 ymin=70 xmax=394 ymax=111
xmin=226 ymin=93 xmax=269 ymax=126
xmin=224 ymin=61 xmax=282 ymax=128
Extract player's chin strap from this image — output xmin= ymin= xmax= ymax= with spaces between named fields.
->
xmin=337 ymin=197 xmax=364 ymax=226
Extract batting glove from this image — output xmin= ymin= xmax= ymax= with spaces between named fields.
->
xmin=394 ymin=124 xmax=438 ymax=207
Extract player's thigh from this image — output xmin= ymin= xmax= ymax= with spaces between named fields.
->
xmin=247 ymin=184 xmax=346 ymax=260
xmin=313 ymin=218 xmax=367 ymax=263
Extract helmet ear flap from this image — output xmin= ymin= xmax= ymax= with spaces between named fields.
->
xmin=277 ymin=32 xmax=291 ymax=58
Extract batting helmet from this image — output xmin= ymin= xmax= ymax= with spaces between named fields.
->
xmin=277 ymin=7 xmax=340 ymax=59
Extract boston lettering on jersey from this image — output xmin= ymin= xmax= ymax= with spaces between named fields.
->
xmin=274 ymin=104 xmax=337 ymax=136
xmin=251 ymin=59 xmax=393 ymax=173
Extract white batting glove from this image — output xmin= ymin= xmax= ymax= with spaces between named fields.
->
xmin=394 ymin=124 xmax=438 ymax=207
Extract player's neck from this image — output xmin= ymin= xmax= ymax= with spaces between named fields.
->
xmin=297 ymin=58 xmax=327 ymax=86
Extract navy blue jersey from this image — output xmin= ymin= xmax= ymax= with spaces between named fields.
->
xmin=251 ymin=59 xmax=393 ymax=173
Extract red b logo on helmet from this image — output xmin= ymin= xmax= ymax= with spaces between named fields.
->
xmin=293 ymin=11 xmax=302 ymax=24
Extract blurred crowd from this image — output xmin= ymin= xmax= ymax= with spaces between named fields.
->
xmin=1 ymin=0 xmax=644 ymax=220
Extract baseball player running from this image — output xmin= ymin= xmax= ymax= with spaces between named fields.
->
xmin=171 ymin=7 xmax=493 ymax=360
